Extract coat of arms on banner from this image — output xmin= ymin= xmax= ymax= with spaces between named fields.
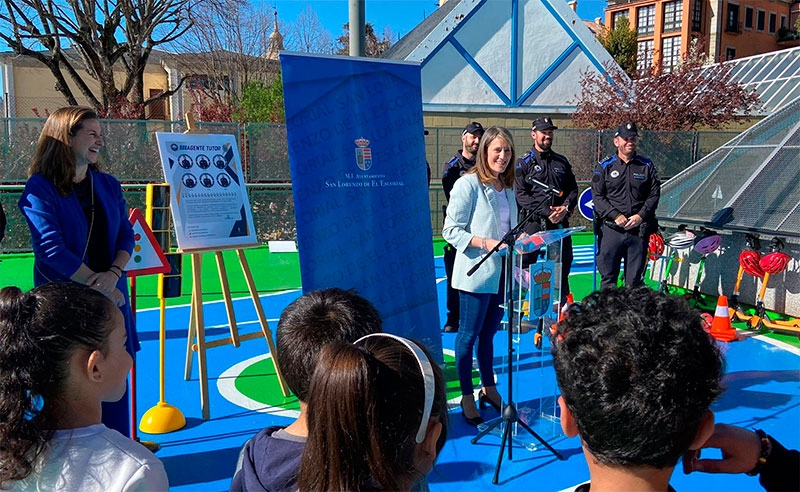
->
xmin=354 ymin=137 xmax=372 ymax=171
xmin=529 ymin=261 xmax=555 ymax=319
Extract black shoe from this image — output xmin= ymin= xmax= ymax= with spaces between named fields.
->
xmin=460 ymin=400 xmax=483 ymax=426
xmin=443 ymin=325 xmax=459 ymax=333
xmin=478 ymin=392 xmax=503 ymax=412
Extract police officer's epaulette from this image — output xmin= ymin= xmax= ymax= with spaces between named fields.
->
xmin=519 ymin=151 xmax=534 ymax=163
xmin=599 ymin=154 xmax=617 ymax=168
xmin=445 ymin=155 xmax=460 ymax=168
xmin=636 ymin=155 xmax=654 ymax=167
xmin=550 ymin=151 xmax=570 ymax=165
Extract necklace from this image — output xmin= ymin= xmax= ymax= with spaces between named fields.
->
xmin=80 ymin=172 xmax=95 ymax=261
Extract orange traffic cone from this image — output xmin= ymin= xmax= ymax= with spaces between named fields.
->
xmin=549 ymin=292 xmax=574 ymax=336
xmin=710 ymin=296 xmax=738 ymax=342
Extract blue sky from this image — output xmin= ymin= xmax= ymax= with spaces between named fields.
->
xmin=272 ymin=0 xmax=607 ymax=40
xmin=0 ymin=0 xmax=607 ymax=94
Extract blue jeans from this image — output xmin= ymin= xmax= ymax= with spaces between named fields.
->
xmin=456 ymin=277 xmax=505 ymax=396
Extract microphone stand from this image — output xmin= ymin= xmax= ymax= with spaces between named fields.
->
xmin=534 ymin=187 xmax=563 ymax=350
xmin=468 ymin=209 xmax=564 ymax=485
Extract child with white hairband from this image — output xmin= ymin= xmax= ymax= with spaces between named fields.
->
xmin=298 ymin=333 xmax=448 ymax=491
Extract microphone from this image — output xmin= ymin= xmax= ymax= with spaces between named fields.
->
xmin=525 ymin=175 xmax=563 ymax=197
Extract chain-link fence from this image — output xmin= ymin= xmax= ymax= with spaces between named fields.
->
xmin=0 ymin=118 xmax=742 ymax=252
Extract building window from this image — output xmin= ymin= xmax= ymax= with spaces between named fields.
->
xmin=664 ymin=1 xmax=683 ymax=31
xmin=757 ymin=9 xmax=765 ymax=31
xmin=637 ymin=5 xmax=656 ymax=35
xmin=725 ymin=47 xmax=736 ymax=60
xmin=780 ymin=15 xmax=787 ymax=29
xmin=692 ymin=0 xmax=703 ymax=31
xmin=744 ymin=6 xmax=753 ymax=29
xmin=613 ymin=11 xmax=629 ymax=29
xmin=661 ymin=36 xmax=682 ymax=73
xmin=637 ymin=39 xmax=655 ymax=72
xmin=726 ymin=3 xmax=740 ymax=32
xmin=769 ymin=12 xmax=776 ymax=33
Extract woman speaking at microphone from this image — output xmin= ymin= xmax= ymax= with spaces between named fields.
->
xmin=442 ymin=126 xmax=517 ymax=426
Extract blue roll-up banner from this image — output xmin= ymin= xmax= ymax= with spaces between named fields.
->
xmin=280 ymin=52 xmax=442 ymax=361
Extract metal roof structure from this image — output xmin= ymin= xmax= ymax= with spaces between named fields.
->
xmin=381 ymin=0 xmax=618 ymax=113
xmin=658 ymin=95 xmax=800 ymax=238
xmin=699 ymin=46 xmax=800 ymax=116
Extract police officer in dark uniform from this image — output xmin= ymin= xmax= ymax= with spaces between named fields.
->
xmin=592 ymin=122 xmax=661 ymax=290
xmin=514 ymin=117 xmax=578 ymax=304
xmin=441 ymin=121 xmax=484 ymax=333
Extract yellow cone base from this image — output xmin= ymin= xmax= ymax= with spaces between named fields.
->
xmin=139 ymin=402 xmax=187 ymax=434
xmin=136 ymin=438 xmax=162 ymax=453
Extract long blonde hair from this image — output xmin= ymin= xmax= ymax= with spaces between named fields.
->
xmin=28 ymin=106 xmax=100 ymax=196
xmin=470 ymin=126 xmax=515 ymax=188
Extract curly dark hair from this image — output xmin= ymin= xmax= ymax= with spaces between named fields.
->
xmin=0 ymin=283 xmax=116 ymax=484
xmin=276 ymin=288 xmax=382 ymax=402
xmin=551 ymin=287 xmax=724 ymax=468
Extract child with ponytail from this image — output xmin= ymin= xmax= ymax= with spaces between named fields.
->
xmin=0 ymin=283 xmax=168 ymax=491
xmin=299 ymin=334 xmax=448 ymax=491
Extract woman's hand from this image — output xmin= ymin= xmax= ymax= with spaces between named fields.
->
xmin=484 ymin=238 xmax=507 ymax=252
xmin=108 ymin=288 xmax=126 ymax=307
xmin=87 ymin=270 xmax=118 ymax=296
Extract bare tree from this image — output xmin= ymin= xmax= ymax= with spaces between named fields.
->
xmin=284 ymin=4 xmax=334 ymax=54
xmin=0 ymin=0 xmax=193 ymax=118
xmin=572 ymin=41 xmax=760 ymax=131
xmin=170 ymin=0 xmax=277 ymax=101
xmin=336 ymin=22 xmax=392 ymax=57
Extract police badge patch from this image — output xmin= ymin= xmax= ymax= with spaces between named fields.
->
xmin=611 ymin=170 xmax=620 ymax=178
xmin=355 ymin=138 xmax=372 ymax=171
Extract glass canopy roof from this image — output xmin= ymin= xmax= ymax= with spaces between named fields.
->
xmin=658 ymin=95 xmax=800 ymax=237
xmin=702 ymin=46 xmax=800 ymax=116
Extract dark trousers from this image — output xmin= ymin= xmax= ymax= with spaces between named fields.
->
xmin=597 ymin=223 xmax=648 ymax=290
xmin=455 ymin=273 xmax=505 ymax=395
xmin=443 ymin=243 xmax=459 ymax=327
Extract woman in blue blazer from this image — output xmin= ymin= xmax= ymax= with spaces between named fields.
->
xmin=442 ymin=126 xmax=518 ymax=426
xmin=18 ymin=106 xmax=136 ymax=438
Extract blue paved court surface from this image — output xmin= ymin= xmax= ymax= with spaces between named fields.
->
xmin=133 ymin=253 xmax=800 ymax=491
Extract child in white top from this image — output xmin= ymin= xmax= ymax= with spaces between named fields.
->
xmin=0 ymin=283 xmax=168 ymax=491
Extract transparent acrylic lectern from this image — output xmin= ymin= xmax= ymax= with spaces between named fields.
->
xmin=477 ymin=226 xmax=585 ymax=451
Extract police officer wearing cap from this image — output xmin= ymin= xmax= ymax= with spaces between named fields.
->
xmin=514 ymin=117 xmax=578 ymax=303
xmin=441 ymin=121 xmax=484 ymax=332
xmin=592 ymin=122 xmax=661 ymax=290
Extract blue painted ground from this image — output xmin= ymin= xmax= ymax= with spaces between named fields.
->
xmin=133 ymin=250 xmax=800 ymax=491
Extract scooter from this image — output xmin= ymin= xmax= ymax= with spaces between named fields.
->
xmin=687 ymin=228 xmax=721 ymax=312
xmin=746 ymin=238 xmax=791 ymax=330
xmin=730 ymin=234 xmax=763 ymax=322
xmin=660 ymin=226 xmax=694 ymax=295
xmin=647 ymin=231 xmax=666 ymax=288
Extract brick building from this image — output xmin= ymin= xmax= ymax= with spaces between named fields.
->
xmin=606 ymin=0 xmax=800 ymax=70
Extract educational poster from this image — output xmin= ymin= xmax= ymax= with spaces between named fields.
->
xmin=280 ymin=53 xmax=442 ymax=361
xmin=155 ymin=133 xmax=257 ymax=251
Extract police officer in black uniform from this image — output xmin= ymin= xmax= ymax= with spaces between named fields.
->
xmin=514 ymin=117 xmax=578 ymax=304
xmin=441 ymin=121 xmax=484 ymax=333
xmin=592 ymin=122 xmax=661 ymax=290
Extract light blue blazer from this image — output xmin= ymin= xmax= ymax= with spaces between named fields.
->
xmin=442 ymin=173 xmax=518 ymax=294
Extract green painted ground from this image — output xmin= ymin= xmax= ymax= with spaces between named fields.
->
xmin=2 ymin=232 xmax=798 ymax=348
xmin=235 ymin=351 xmax=475 ymax=407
